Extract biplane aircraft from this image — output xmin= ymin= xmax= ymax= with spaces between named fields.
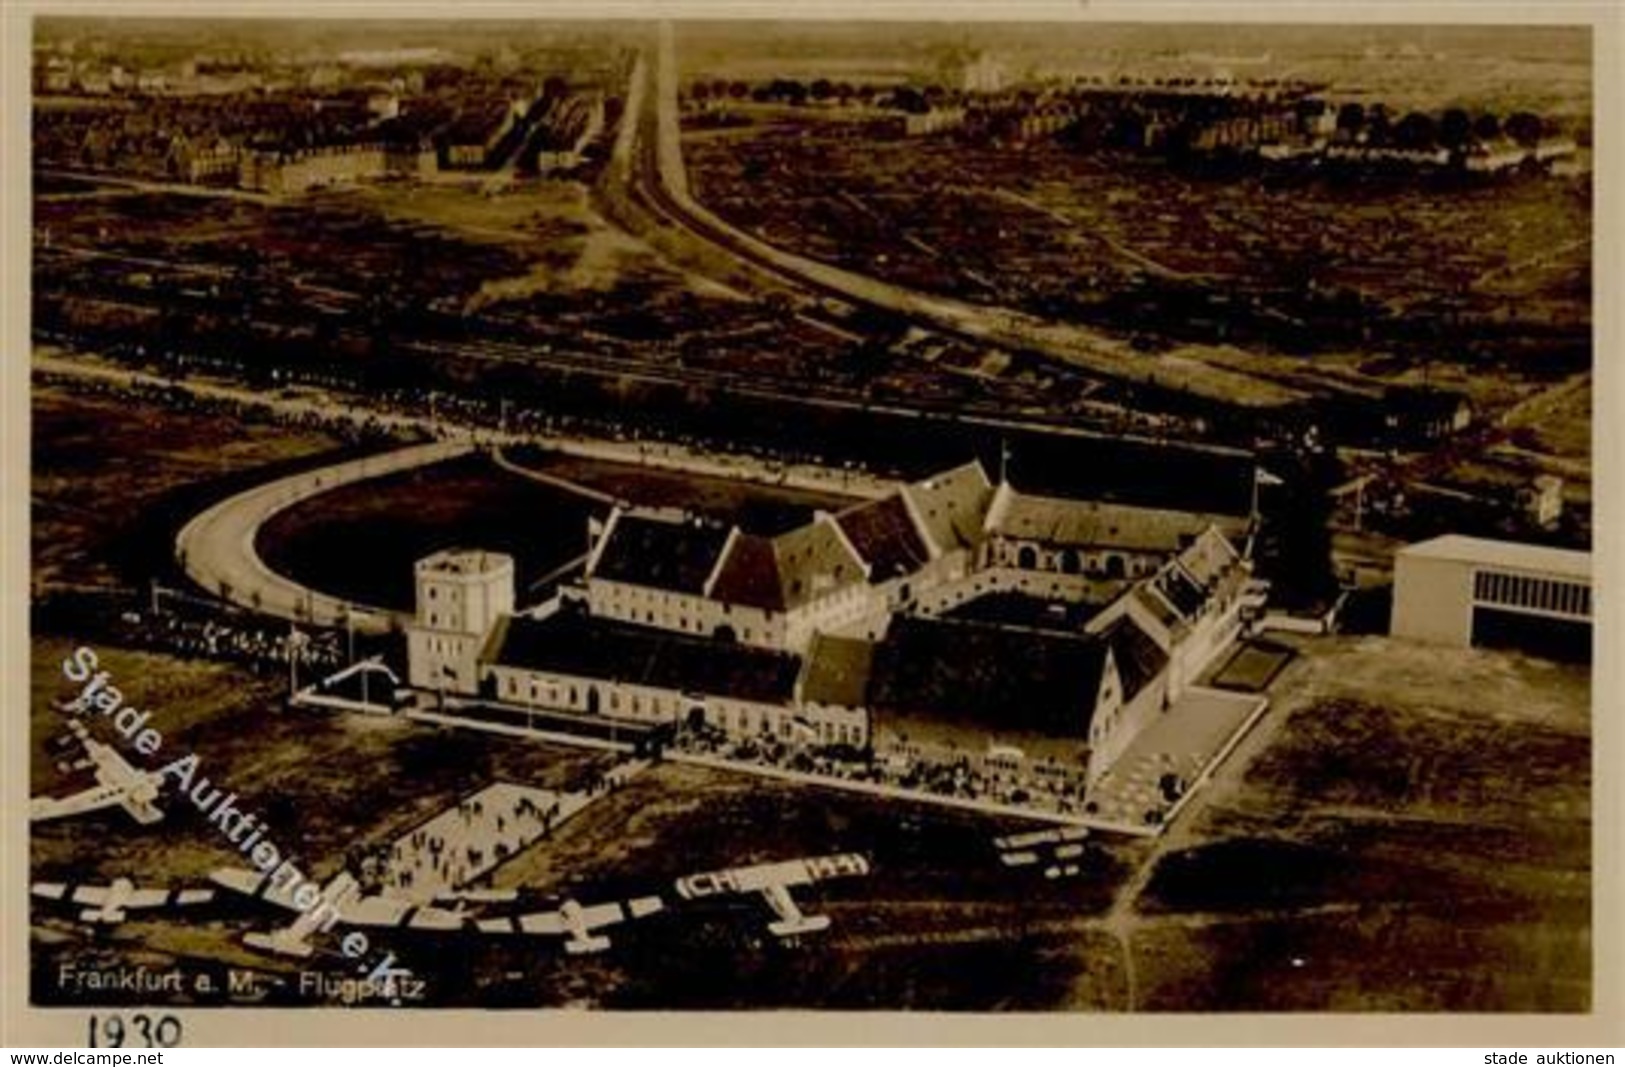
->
xmin=30 ymin=878 xmax=214 ymax=925
xmin=29 ymin=720 xmax=165 ymax=827
xmin=475 ymin=895 xmax=665 ymax=955
xmin=210 ymin=868 xmax=470 ymax=959
xmin=674 ymin=853 xmax=871 ymax=938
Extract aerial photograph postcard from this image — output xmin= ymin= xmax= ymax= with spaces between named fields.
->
xmin=18 ymin=9 xmax=1599 ymax=1033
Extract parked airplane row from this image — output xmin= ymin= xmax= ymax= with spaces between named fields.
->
xmin=30 ymin=722 xmax=874 ymax=958
xmin=993 ymin=826 xmax=1093 ymax=880
xmin=31 ymin=853 xmax=872 ymax=959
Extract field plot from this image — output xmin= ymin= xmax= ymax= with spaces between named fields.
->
xmin=685 ymin=126 xmax=1591 ymax=413
xmin=31 ymin=384 xmax=349 ymax=592
xmin=1127 ymin=635 xmax=1589 ymax=1011
xmin=677 ymin=24 xmax=1593 ymax=125
xmin=29 ymin=641 xmax=616 ymax=883
xmin=1482 ymin=371 xmax=1594 ymax=503
xmin=1207 ymin=640 xmax=1295 ymax=692
xmin=503 ymin=445 xmax=862 ymax=534
xmin=28 ymin=637 xmax=618 ymax=998
xmin=255 ymin=453 xmax=608 ymax=613
xmin=478 ymin=761 xmax=1143 ymax=1010
xmin=33 ymin=181 xmax=865 ymax=399
xmin=33 ymin=182 xmax=683 ymax=313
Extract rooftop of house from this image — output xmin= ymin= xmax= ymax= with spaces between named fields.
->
xmin=985 ymin=484 xmax=1246 ymax=553
xmin=901 ymin=460 xmax=995 ymax=555
xmin=941 ymin=590 xmax=1107 ymax=634
xmin=1152 ymin=567 xmax=1209 ymax=619
xmin=1399 ymin=534 xmax=1590 ymax=580
xmin=1176 ymin=525 xmax=1243 ymax=589
xmin=868 ymin=615 xmax=1110 ymax=740
xmin=798 ymin=633 xmax=877 ymax=709
xmin=835 ymin=494 xmax=932 ymax=583
xmin=708 ymin=517 xmax=868 ymax=613
xmin=1001 ymin=435 xmax=1257 ymax=518
xmin=589 ymin=511 xmax=731 ymax=596
xmin=417 ymin=548 xmax=515 ymax=577
xmin=484 ymin=607 xmax=802 ymax=706
xmin=1102 ymin=615 xmax=1169 ymax=704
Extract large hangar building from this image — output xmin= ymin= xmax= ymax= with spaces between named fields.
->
xmin=1390 ymin=534 xmax=1591 ymax=662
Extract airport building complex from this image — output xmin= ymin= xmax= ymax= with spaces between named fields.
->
xmin=406 ymin=457 xmax=1262 ymax=790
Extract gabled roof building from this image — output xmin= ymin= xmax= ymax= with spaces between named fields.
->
xmin=408 ymin=452 xmax=1261 ymax=795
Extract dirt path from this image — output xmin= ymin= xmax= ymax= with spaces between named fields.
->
xmin=1095 ymin=685 xmax=1294 ymax=1009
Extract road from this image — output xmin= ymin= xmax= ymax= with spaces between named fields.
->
xmin=1092 ymin=681 xmax=1290 ymax=1010
xmin=36 ymin=168 xmax=278 ymax=204
xmin=176 ymin=440 xmax=471 ymax=634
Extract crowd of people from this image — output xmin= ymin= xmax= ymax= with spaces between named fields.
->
xmin=670 ymin=723 xmax=1099 ymax=819
xmin=375 ymin=783 xmax=573 ymax=900
xmin=39 ymin=349 xmax=902 ymax=488
xmin=121 ymin=607 xmax=346 ymax=673
xmin=38 ymin=365 xmax=413 ymax=448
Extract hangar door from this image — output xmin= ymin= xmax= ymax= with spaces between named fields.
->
xmin=1470 ymin=606 xmax=1590 ymax=663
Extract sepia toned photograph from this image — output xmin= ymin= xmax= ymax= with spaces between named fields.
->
xmin=9 ymin=3 xmax=1611 ymax=1041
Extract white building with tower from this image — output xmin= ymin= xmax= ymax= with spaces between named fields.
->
xmin=395 ymin=452 xmax=1262 ymax=797
xmin=405 ymin=549 xmax=516 ymax=694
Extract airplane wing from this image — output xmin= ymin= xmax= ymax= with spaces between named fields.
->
xmin=573 ymin=902 xmax=633 ymax=931
xmin=476 ymin=898 xmax=660 ymax=937
xmin=341 ymin=895 xmax=467 ymax=931
xmin=32 ymin=883 xmax=215 ymax=910
xmin=696 ymin=853 xmax=870 ymax=896
xmin=123 ymin=888 xmax=215 ymax=909
xmin=29 ymin=785 xmax=123 ymax=823
xmin=673 ymin=856 xmax=867 ymax=938
xmin=119 ymin=795 xmax=165 ymax=826
xmin=209 ymin=868 xmax=308 ymax=912
xmin=995 ymin=827 xmax=1089 ymax=852
xmin=400 ymin=906 xmax=469 ymax=932
xmin=802 ymin=853 xmax=870 ymax=882
xmin=476 ymin=910 xmax=568 ymax=936
xmin=31 ymin=882 xmax=108 ymax=906
xmin=727 ymin=861 xmax=810 ymax=894
xmin=435 ymin=888 xmax=519 ymax=905
xmin=718 ymin=851 xmax=871 ymax=896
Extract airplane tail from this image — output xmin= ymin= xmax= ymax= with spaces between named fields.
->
xmin=767 ymin=914 xmax=831 ymax=939
xmin=79 ymin=908 xmax=124 ymax=925
xmin=124 ymin=799 xmax=165 ymax=826
xmin=244 ymin=929 xmax=317 ymax=959
xmin=27 ymin=799 xmax=65 ymax=823
xmin=563 ymin=934 xmax=612 ymax=955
